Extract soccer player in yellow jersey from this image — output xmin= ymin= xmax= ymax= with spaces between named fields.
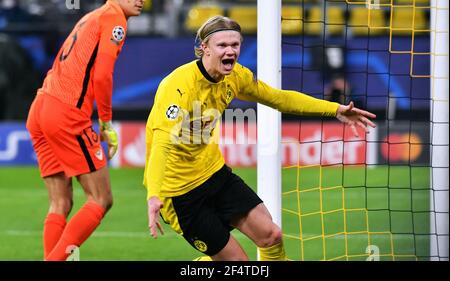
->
xmin=144 ymin=16 xmax=376 ymax=261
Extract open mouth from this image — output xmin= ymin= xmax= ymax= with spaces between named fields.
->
xmin=222 ymin=58 xmax=235 ymax=70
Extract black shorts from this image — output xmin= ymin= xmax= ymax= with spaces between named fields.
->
xmin=163 ymin=165 xmax=263 ymax=256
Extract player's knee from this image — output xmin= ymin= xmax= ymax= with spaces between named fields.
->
xmin=271 ymin=227 xmax=283 ymax=245
xmin=256 ymin=225 xmax=283 ymax=248
xmin=99 ymin=195 xmax=113 ymax=212
xmin=88 ymin=193 xmax=113 ymax=211
xmin=50 ymin=198 xmax=73 ymax=216
xmin=105 ymin=196 xmax=113 ymax=211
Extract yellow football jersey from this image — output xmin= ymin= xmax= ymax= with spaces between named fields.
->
xmin=143 ymin=60 xmax=339 ymax=199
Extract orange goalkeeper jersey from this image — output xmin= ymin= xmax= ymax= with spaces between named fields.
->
xmin=38 ymin=0 xmax=127 ymax=122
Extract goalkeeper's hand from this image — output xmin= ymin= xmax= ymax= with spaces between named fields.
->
xmin=99 ymin=120 xmax=118 ymax=160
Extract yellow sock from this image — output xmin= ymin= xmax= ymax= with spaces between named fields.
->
xmin=259 ymin=241 xmax=288 ymax=261
xmin=193 ymin=256 xmax=212 ymax=261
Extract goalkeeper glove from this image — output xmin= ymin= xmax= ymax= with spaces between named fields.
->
xmin=99 ymin=120 xmax=118 ymax=160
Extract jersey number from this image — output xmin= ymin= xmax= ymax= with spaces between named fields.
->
xmin=59 ymin=21 xmax=86 ymax=62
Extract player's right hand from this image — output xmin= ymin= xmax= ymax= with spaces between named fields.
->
xmin=336 ymin=101 xmax=376 ymax=137
xmin=148 ymin=196 xmax=164 ymax=238
xmin=99 ymin=120 xmax=118 ymax=160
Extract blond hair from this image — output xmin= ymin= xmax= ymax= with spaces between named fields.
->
xmin=194 ymin=16 xmax=242 ymax=58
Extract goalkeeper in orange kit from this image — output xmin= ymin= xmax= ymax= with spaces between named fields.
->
xmin=26 ymin=0 xmax=145 ymax=261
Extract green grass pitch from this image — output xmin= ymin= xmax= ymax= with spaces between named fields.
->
xmin=0 ymin=166 xmax=429 ymax=261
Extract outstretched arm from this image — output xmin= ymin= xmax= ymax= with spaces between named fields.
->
xmin=234 ymin=65 xmax=376 ymax=136
xmin=336 ymin=101 xmax=376 ymax=137
xmin=237 ymin=79 xmax=340 ymax=117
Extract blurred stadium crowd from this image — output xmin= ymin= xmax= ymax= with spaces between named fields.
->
xmin=0 ymin=0 xmax=430 ymax=120
xmin=0 ymin=0 xmax=430 ymax=35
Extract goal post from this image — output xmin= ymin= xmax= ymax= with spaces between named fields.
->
xmin=256 ymin=0 xmax=282 ymax=260
xmin=430 ymin=0 xmax=449 ymax=261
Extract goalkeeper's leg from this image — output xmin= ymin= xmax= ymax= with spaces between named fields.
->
xmin=232 ymin=203 xmax=288 ymax=261
xmin=42 ymin=173 xmax=73 ymax=260
xmin=46 ymin=167 xmax=113 ymax=261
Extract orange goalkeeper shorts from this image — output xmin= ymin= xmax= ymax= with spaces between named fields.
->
xmin=26 ymin=93 xmax=107 ymax=178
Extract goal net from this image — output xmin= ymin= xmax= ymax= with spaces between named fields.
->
xmin=257 ymin=0 xmax=448 ymax=261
